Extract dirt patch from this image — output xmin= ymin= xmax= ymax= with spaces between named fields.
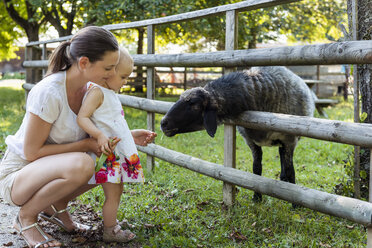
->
xmin=0 ymin=198 xmax=142 ymax=247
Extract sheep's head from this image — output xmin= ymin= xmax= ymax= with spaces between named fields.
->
xmin=161 ymin=87 xmax=218 ymax=137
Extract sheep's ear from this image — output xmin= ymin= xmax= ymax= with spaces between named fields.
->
xmin=203 ymin=109 xmax=217 ymax=137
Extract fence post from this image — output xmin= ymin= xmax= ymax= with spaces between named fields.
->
xmin=42 ymin=44 xmax=47 ymax=77
xmin=368 ymin=149 xmax=372 ymax=246
xmin=223 ymin=9 xmax=238 ymax=206
xmin=183 ymin=67 xmax=188 ymax=90
xmin=146 ymin=24 xmax=156 ymax=171
xmin=351 ymin=0 xmax=361 ymax=199
xmin=25 ymin=46 xmax=33 ymax=85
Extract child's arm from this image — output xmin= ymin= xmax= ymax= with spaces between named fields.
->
xmin=77 ymin=87 xmax=113 ymax=155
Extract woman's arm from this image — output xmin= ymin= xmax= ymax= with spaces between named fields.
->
xmin=23 ymin=113 xmax=100 ymax=161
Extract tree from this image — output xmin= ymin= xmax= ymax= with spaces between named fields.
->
xmin=347 ymin=0 xmax=372 ymax=200
xmin=30 ymin=0 xmax=77 ymax=37
xmin=2 ymin=0 xmax=46 ymax=42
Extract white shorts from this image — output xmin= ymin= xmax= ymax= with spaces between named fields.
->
xmin=0 ymin=150 xmax=29 ymax=206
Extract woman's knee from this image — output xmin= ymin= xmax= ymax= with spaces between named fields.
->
xmin=65 ymin=153 xmax=94 ymax=182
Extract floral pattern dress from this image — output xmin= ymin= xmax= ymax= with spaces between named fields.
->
xmin=87 ymin=83 xmax=144 ymax=184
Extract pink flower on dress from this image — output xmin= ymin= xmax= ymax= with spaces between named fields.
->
xmin=121 ymin=154 xmax=142 ymax=179
xmin=95 ymin=152 xmax=120 ymax=183
xmin=96 ymin=171 xmax=108 ymax=184
xmin=121 ymin=110 xmax=125 ymax=117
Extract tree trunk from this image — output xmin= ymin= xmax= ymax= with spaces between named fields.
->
xmin=348 ymin=0 xmax=372 ymax=199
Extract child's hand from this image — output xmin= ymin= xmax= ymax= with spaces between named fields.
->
xmin=132 ymin=129 xmax=157 ymax=146
xmin=97 ymin=133 xmax=112 ymax=155
xmin=109 ymin=136 xmax=121 ymax=151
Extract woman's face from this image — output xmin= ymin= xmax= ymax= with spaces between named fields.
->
xmin=85 ymin=50 xmax=120 ymax=85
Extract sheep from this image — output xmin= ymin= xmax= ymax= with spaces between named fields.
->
xmin=160 ymin=66 xmax=315 ymax=204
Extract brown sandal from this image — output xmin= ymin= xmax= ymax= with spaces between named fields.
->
xmin=103 ymin=224 xmax=136 ymax=243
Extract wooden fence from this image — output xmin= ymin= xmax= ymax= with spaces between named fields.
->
xmin=22 ymin=0 xmax=372 ymax=244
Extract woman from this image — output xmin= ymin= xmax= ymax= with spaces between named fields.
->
xmin=0 ymin=26 xmax=155 ymax=247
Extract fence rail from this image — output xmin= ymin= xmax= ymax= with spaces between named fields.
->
xmin=23 ymin=40 xmax=372 ymax=69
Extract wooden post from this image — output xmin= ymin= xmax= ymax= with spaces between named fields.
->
xmin=25 ymin=46 xmax=33 ymax=85
xmin=368 ymin=149 xmax=372 ymax=247
xmin=223 ymin=9 xmax=238 ymax=206
xmin=316 ymin=65 xmax=320 ymax=95
xmin=42 ymin=44 xmax=47 ymax=77
xmin=351 ymin=0 xmax=361 ymax=199
xmin=183 ymin=67 xmax=187 ymax=90
xmin=146 ymin=24 xmax=156 ymax=171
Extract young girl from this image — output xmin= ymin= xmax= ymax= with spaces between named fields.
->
xmin=77 ymin=47 xmax=156 ymax=243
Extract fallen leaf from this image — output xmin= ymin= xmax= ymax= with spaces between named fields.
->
xmin=197 ymin=201 xmax=209 ymax=206
xmin=251 ymin=222 xmax=256 ymax=227
xmin=3 ymin=242 xmax=13 ymax=246
xmin=81 ymin=215 xmax=89 ymax=221
xmin=319 ymin=242 xmax=331 ymax=248
xmin=144 ymin=223 xmax=155 ymax=228
xmin=262 ymin=228 xmax=272 ymax=234
xmin=346 ymin=225 xmax=354 ymax=229
xmin=230 ymin=231 xmax=247 ymax=241
xmin=72 ymin=236 xmax=87 ymax=243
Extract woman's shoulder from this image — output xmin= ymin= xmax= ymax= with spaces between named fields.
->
xmin=31 ymin=71 xmax=66 ymax=94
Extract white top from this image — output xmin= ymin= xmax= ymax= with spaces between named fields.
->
xmin=5 ymin=71 xmax=87 ymax=159
xmin=86 ymin=83 xmax=144 ymax=184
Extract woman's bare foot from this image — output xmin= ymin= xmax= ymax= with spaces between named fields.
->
xmin=14 ymin=212 xmax=61 ymax=247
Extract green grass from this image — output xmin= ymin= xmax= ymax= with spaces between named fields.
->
xmin=0 ymin=82 xmax=25 ymax=156
xmin=0 ymin=84 xmax=365 ymax=247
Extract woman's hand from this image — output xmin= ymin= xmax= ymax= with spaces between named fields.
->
xmin=84 ymin=138 xmax=101 ymax=157
xmin=132 ymin=129 xmax=157 ymax=146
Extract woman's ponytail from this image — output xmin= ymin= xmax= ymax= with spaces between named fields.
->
xmin=46 ymin=41 xmax=72 ymax=76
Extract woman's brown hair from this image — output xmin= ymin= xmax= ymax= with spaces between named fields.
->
xmin=46 ymin=26 xmax=118 ymax=76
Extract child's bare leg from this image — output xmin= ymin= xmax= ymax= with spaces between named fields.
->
xmin=101 ymin=182 xmax=135 ymax=242
xmin=101 ymin=182 xmax=123 ymax=227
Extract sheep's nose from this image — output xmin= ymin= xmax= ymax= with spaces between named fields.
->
xmin=160 ymin=118 xmax=168 ymax=127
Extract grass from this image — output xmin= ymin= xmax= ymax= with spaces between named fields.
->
xmin=0 ymin=83 xmax=366 ymax=247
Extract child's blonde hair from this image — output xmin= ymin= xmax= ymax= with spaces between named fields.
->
xmin=118 ymin=47 xmax=133 ymax=67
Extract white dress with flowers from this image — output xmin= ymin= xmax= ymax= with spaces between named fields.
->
xmin=86 ymin=82 xmax=144 ymax=184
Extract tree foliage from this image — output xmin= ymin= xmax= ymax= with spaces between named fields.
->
xmin=0 ymin=0 xmax=348 ymax=60
xmin=0 ymin=1 xmax=19 ymax=60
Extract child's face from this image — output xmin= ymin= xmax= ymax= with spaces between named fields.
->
xmin=107 ymin=60 xmax=133 ymax=92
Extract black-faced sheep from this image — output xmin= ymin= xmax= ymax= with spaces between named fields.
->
xmin=160 ymin=66 xmax=315 ymax=204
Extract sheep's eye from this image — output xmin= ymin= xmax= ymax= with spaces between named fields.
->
xmin=190 ymin=103 xmax=200 ymax=111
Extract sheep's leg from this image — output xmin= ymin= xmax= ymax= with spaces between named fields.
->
xmin=279 ymin=143 xmax=299 ymax=208
xmin=278 ymin=144 xmax=295 ymax=184
xmin=249 ymin=142 xmax=263 ymax=202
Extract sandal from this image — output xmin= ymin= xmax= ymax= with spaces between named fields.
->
xmin=103 ymin=224 xmax=136 ymax=243
xmin=15 ymin=214 xmax=61 ymax=248
xmin=39 ymin=205 xmax=91 ymax=233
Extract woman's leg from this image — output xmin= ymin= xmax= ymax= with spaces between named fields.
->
xmin=41 ymin=183 xmax=98 ymax=232
xmin=101 ymin=182 xmax=123 ymax=227
xmin=12 ymin=152 xmax=94 ymax=247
